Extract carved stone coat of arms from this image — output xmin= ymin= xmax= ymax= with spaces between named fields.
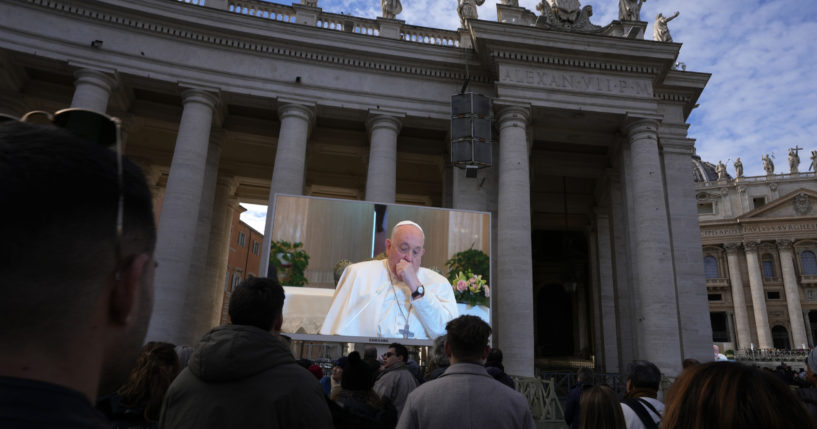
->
xmin=794 ymin=193 xmax=812 ymax=215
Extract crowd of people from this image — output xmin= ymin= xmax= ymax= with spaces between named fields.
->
xmin=4 ymin=119 xmax=817 ymax=429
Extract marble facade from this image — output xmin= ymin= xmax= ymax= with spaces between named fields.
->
xmin=0 ymin=0 xmax=711 ymax=376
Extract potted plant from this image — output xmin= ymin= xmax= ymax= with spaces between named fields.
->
xmin=269 ymin=240 xmax=310 ymax=286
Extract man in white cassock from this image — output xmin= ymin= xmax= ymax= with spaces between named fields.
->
xmin=319 ymin=221 xmax=458 ymax=339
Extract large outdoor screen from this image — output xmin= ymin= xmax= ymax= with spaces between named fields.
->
xmin=270 ymin=194 xmax=491 ymax=345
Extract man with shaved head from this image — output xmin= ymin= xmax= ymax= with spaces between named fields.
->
xmin=320 ymin=220 xmax=458 ymax=339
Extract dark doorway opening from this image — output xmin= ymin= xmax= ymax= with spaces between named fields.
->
xmin=532 ymin=230 xmax=588 ymax=358
xmin=772 ymin=325 xmax=790 ymax=350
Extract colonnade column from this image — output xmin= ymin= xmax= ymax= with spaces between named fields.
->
xmin=778 ymin=240 xmax=809 ymax=348
xmin=724 ymin=243 xmax=752 ymax=350
xmin=204 ymin=176 xmax=239 ymax=327
xmin=495 ymin=103 xmax=533 ymax=377
xmin=70 ymin=68 xmax=117 ymax=112
xmin=365 ymin=111 xmax=403 ymax=203
xmin=147 ymin=88 xmax=219 ymax=345
xmin=744 ymin=241 xmax=773 ymax=349
xmin=260 ymin=101 xmax=316 ymax=277
xmin=624 ymin=118 xmax=681 ymax=369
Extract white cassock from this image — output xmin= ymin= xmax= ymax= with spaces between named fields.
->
xmin=319 ymin=259 xmax=458 ymax=339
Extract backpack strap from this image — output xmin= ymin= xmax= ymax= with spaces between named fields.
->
xmin=622 ymin=397 xmax=659 ymax=429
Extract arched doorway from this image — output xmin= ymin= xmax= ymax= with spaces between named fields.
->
xmin=772 ymin=325 xmax=790 ymax=349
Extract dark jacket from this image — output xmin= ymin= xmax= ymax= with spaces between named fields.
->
xmin=331 ymin=389 xmax=397 ymax=429
xmin=797 ymin=386 xmax=817 ymax=421
xmin=159 ymin=325 xmax=332 ymax=429
xmin=563 ymin=383 xmax=585 ymax=429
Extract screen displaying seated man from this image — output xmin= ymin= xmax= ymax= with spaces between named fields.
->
xmin=319 ymin=220 xmax=458 ymax=339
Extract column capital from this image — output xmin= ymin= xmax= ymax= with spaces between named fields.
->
xmin=495 ymin=103 xmax=530 ymax=130
xmin=366 ymin=111 xmax=404 ymax=134
xmin=180 ymin=87 xmax=220 ymax=110
xmin=216 ymin=176 xmax=240 ymax=195
xmin=623 ymin=117 xmax=660 ymax=139
xmin=73 ymin=67 xmax=118 ymax=93
xmin=724 ymin=242 xmax=743 ymax=253
xmin=776 ymin=239 xmax=794 ymax=250
xmin=743 ymin=241 xmax=760 ymax=252
xmin=277 ymin=101 xmax=316 ymax=124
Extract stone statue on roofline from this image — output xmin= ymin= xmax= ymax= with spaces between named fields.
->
xmin=457 ymin=0 xmax=486 ymax=27
xmin=619 ymin=0 xmax=646 ymax=21
xmin=789 ymin=146 xmax=802 ymax=173
xmin=653 ymin=11 xmax=679 ymax=42
xmin=734 ymin=158 xmax=743 ymax=178
xmin=716 ymin=161 xmax=727 ymax=180
xmin=810 ymin=151 xmax=817 ymax=172
xmin=381 ymin=0 xmax=402 ymax=19
xmin=534 ymin=0 xmax=600 ymax=32
xmin=762 ymin=154 xmax=775 ymax=175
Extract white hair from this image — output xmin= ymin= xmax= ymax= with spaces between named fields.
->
xmin=392 ymin=220 xmax=424 ymax=240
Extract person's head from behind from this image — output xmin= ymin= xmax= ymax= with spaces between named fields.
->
xmin=485 ymin=348 xmax=504 ymax=369
xmin=342 ymin=351 xmax=374 ymax=391
xmin=384 ymin=343 xmax=408 ymax=369
xmin=578 ymin=385 xmax=626 ymax=429
xmin=0 ymin=121 xmax=156 ymax=399
xmin=624 ymin=360 xmax=661 ymax=397
xmin=577 ymin=367 xmax=594 ymax=385
xmin=662 ymin=362 xmax=816 ymax=429
xmin=445 ymin=315 xmax=492 ymax=364
xmin=117 ymin=341 xmax=179 ymax=422
xmin=429 ymin=335 xmax=450 ymax=369
xmin=682 ymin=358 xmax=700 ymax=370
xmin=228 ymin=277 xmax=285 ymax=334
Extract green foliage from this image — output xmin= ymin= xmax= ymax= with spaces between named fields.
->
xmin=445 ymin=249 xmax=489 ymax=282
xmin=269 ymin=240 xmax=310 ymax=286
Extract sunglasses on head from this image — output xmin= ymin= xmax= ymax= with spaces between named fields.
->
xmin=3 ymin=108 xmax=126 ymax=274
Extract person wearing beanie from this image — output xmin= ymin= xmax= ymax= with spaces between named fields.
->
xmin=321 ymin=356 xmax=348 ymax=398
xmin=331 ymin=351 xmax=398 ymax=429
xmin=796 ymin=347 xmax=817 ymax=419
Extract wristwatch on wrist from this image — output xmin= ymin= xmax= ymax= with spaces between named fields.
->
xmin=411 ymin=285 xmax=425 ymax=299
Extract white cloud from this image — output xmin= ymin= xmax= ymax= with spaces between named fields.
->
xmin=239 ymin=203 xmax=269 ymax=234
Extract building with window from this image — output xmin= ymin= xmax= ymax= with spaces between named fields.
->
xmin=0 ymin=0 xmax=714 ymax=376
xmin=695 ymin=155 xmax=817 ymax=351
xmin=219 ymin=206 xmax=264 ymax=322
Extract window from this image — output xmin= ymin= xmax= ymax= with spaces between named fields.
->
xmin=231 ymin=270 xmax=242 ymax=290
xmin=708 ymin=293 xmax=722 ymax=301
xmin=767 ymin=291 xmax=781 ymax=300
xmin=710 ymin=312 xmax=730 ymax=342
xmin=237 ymin=231 xmax=246 ymax=247
xmin=753 ymin=197 xmax=766 ymax=209
xmin=802 ymin=251 xmax=817 ymax=275
xmin=252 ymin=240 xmax=260 ymax=255
xmin=761 ymin=254 xmax=776 ymax=279
xmin=704 ymin=256 xmax=719 ymax=279
xmin=697 ymin=202 xmax=714 ymax=214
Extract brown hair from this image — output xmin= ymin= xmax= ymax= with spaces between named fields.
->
xmin=662 ymin=362 xmax=817 ymax=429
xmin=116 ymin=341 xmax=180 ymax=421
xmin=578 ymin=385 xmax=626 ymax=429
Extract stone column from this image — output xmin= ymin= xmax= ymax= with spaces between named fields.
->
xmin=205 ymin=177 xmax=239 ymax=327
xmin=744 ymin=241 xmax=773 ymax=349
xmin=365 ymin=111 xmax=403 ymax=203
xmin=624 ymin=118 xmax=681 ymax=370
xmin=495 ymin=103 xmax=533 ymax=377
xmin=70 ymin=68 xmax=116 ymax=112
xmin=259 ymin=101 xmax=316 ymax=277
xmin=184 ymin=132 xmax=222 ymax=339
xmin=596 ymin=211 xmax=620 ymax=372
xmin=147 ymin=88 xmax=219 ymax=345
xmin=725 ymin=243 xmax=752 ymax=350
xmin=777 ymin=240 xmax=809 ymax=348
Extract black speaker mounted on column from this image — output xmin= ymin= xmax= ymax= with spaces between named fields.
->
xmin=451 ymin=93 xmax=492 ymax=178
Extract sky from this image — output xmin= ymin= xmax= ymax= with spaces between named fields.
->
xmin=242 ymin=0 xmax=817 ymax=232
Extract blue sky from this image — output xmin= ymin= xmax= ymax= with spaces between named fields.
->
xmin=242 ymin=0 xmax=817 ymax=232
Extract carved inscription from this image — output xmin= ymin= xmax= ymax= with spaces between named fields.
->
xmin=500 ymin=66 xmax=653 ymax=97
xmin=702 ymin=222 xmax=817 ymax=238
